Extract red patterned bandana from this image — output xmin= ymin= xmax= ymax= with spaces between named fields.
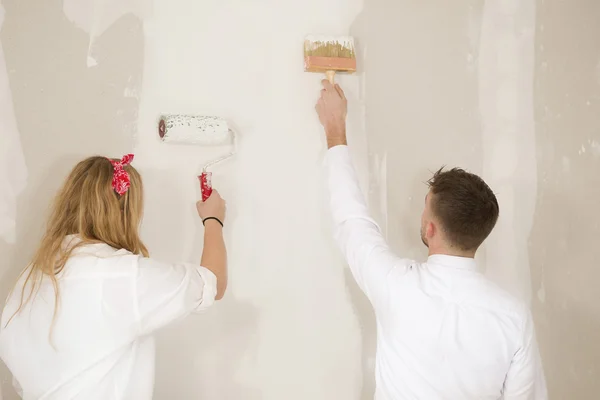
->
xmin=108 ymin=154 xmax=134 ymax=195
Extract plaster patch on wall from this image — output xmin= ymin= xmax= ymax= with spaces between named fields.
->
xmin=370 ymin=152 xmax=388 ymax=238
xmin=379 ymin=152 xmax=388 ymax=238
xmin=562 ymin=156 xmax=570 ymax=172
xmin=537 ymin=280 xmax=546 ymax=303
xmin=466 ymin=5 xmax=482 ymax=74
xmin=588 ymin=139 xmax=600 ymax=156
xmin=63 ymin=0 xmax=152 ymax=66
xmin=478 ymin=0 xmax=537 ymax=304
xmin=578 ymin=139 xmax=600 ymax=156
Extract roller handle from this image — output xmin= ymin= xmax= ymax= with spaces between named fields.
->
xmin=199 ymin=172 xmax=213 ymax=202
xmin=325 ymin=70 xmax=336 ymax=84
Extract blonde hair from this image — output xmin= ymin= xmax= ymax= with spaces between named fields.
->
xmin=5 ymin=156 xmax=149 ymax=330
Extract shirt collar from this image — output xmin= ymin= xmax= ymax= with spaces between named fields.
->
xmin=427 ymin=254 xmax=478 ymax=271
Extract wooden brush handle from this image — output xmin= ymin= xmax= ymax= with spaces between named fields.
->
xmin=325 ymin=70 xmax=336 ymax=84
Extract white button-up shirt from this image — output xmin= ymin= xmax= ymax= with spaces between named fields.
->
xmin=0 ymin=236 xmax=217 ymax=400
xmin=325 ymin=145 xmax=547 ymax=400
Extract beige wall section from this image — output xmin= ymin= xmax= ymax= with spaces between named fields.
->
xmin=365 ymin=0 xmax=482 ymax=262
xmin=0 ymin=0 xmax=144 ymax=397
xmin=530 ymin=0 xmax=600 ymax=398
xmin=366 ymin=0 xmax=600 ymax=399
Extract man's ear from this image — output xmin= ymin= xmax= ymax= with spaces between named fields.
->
xmin=426 ymin=221 xmax=436 ymax=240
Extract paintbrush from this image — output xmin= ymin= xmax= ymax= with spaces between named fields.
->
xmin=304 ymin=35 xmax=357 ymax=83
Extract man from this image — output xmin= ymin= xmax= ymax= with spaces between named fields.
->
xmin=315 ymin=80 xmax=547 ymax=399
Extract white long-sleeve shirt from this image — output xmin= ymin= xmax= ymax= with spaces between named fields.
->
xmin=0 ymin=236 xmax=217 ymax=400
xmin=325 ymin=145 xmax=547 ymax=400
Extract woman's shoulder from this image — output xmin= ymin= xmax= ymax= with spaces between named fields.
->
xmin=63 ymin=238 xmax=142 ymax=277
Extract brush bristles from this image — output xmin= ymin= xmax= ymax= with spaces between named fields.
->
xmin=304 ymin=36 xmax=356 ymax=59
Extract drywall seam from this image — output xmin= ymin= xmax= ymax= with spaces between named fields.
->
xmin=370 ymin=152 xmax=388 ymax=239
xmin=478 ymin=0 xmax=537 ymax=304
xmin=379 ymin=152 xmax=388 ymax=239
xmin=62 ymin=0 xmax=151 ymax=67
xmin=0 ymin=2 xmax=27 ymax=244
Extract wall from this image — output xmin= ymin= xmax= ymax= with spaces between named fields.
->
xmin=0 ymin=0 xmax=373 ymax=399
xmin=133 ymin=1 xmax=369 ymax=399
xmin=530 ymin=0 xmax=600 ymax=397
xmin=0 ymin=0 xmax=144 ymax=397
xmin=365 ymin=0 xmax=600 ymax=399
xmin=1 ymin=0 xmax=599 ymax=399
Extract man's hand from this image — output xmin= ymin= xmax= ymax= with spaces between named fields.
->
xmin=196 ymin=189 xmax=226 ymax=224
xmin=315 ymin=79 xmax=348 ymax=148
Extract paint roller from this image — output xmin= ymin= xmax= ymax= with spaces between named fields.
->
xmin=304 ymin=35 xmax=357 ymax=83
xmin=158 ymin=115 xmax=235 ymax=201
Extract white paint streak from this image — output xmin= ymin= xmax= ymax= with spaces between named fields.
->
xmin=478 ymin=0 xmax=537 ymax=304
xmin=578 ymin=139 xmax=600 ymax=156
xmin=537 ymin=281 xmax=546 ymax=303
xmin=379 ymin=152 xmax=388 ymax=238
xmin=63 ymin=0 xmax=152 ymax=67
xmin=589 ymin=139 xmax=600 ymax=156
xmin=562 ymin=156 xmax=571 ymax=172
xmin=370 ymin=152 xmax=388 ymax=238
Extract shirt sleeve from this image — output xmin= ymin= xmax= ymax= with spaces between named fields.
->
xmin=502 ymin=309 xmax=548 ymax=399
xmin=134 ymin=256 xmax=218 ymax=336
xmin=324 ymin=145 xmax=407 ymax=306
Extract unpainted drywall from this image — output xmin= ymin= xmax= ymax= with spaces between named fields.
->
xmin=529 ymin=0 xmax=600 ymax=397
xmin=365 ymin=0 xmax=600 ymax=398
xmin=0 ymin=0 xmax=143 ymax=397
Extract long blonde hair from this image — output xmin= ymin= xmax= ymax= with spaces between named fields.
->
xmin=5 ymin=156 xmax=149 ymax=329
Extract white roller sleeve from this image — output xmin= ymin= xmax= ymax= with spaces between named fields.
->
xmin=158 ymin=115 xmax=232 ymax=146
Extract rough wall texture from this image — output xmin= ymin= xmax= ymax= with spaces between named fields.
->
xmin=530 ymin=0 xmax=600 ymax=397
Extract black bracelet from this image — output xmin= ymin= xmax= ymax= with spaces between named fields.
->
xmin=202 ymin=217 xmax=223 ymax=227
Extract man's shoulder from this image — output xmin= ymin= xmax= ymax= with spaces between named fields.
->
xmin=467 ymin=274 xmax=531 ymax=322
xmin=411 ymin=259 xmax=530 ymax=321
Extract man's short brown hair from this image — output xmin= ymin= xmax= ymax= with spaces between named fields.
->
xmin=426 ymin=167 xmax=499 ymax=251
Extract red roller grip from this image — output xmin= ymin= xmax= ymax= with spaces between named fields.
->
xmin=199 ymin=172 xmax=212 ymax=202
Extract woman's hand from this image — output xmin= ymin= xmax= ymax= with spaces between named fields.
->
xmin=196 ymin=189 xmax=226 ymax=224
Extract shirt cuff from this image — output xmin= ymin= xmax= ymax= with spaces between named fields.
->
xmin=193 ymin=266 xmax=218 ymax=312
xmin=324 ymin=144 xmax=350 ymax=166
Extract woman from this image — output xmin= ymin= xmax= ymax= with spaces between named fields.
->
xmin=0 ymin=154 xmax=227 ymax=399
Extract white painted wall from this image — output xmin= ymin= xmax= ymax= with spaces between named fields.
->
xmin=478 ymin=0 xmax=537 ymax=304
xmin=132 ymin=1 xmax=368 ymax=398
